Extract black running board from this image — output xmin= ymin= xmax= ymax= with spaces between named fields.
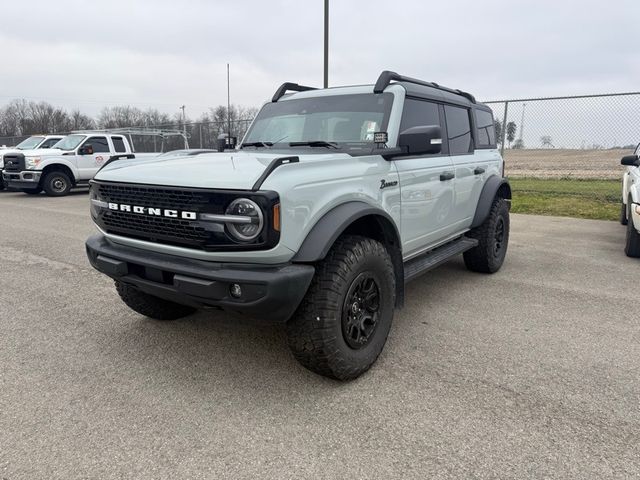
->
xmin=403 ymin=237 xmax=478 ymax=283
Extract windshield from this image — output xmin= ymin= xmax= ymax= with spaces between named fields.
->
xmin=16 ymin=136 xmax=44 ymax=150
xmin=242 ymin=93 xmax=393 ymax=152
xmin=53 ymin=134 xmax=86 ymax=151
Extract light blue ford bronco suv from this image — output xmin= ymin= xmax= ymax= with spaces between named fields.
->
xmin=86 ymin=71 xmax=511 ymax=380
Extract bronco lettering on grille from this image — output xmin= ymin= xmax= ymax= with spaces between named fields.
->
xmin=107 ymin=202 xmax=197 ymax=220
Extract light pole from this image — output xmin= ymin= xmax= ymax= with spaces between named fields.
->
xmin=179 ymin=105 xmax=187 ymax=148
xmin=324 ymin=0 xmax=328 ymax=88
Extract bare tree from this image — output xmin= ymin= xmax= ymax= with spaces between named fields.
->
xmin=506 ymin=121 xmax=517 ymax=148
xmin=540 ymin=135 xmax=554 ymax=148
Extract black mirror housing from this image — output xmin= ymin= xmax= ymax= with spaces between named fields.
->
xmin=398 ymin=125 xmax=442 ymax=156
xmin=621 ymin=154 xmax=639 ymax=166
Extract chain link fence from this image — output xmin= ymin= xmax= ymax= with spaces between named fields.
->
xmin=484 ymin=92 xmax=640 ymax=179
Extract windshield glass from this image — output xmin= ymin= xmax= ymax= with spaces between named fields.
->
xmin=16 ymin=136 xmax=44 ymax=150
xmin=54 ymin=134 xmax=86 ymax=151
xmin=243 ymin=93 xmax=393 ymax=151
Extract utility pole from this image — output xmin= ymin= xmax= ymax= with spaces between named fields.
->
xmin=227 ymin=63 xmax=231 ymax=137
xmin=519 ymin=102 xmax=526 ymax=141
xmin=323 ymin=0 xmax=329 ymax=88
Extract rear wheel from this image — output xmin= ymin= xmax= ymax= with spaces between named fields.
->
xmin=115 ymin=281 xmax=197 ymax=320
xmin=22 ymin=187 xmax=43 ymax=195
xmin=42 ymin=171 xmax=72 ymax=196
xmin=464 ymin=197 xmax=510 ymax=273
xmin=624 ymin=202 xmax=640 ymax=258
xmin=286 ymin=235 xmax=396 ymax=381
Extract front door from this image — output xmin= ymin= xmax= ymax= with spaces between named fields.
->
xmin=77 ymin=136 xmax=110 ymax=180
xmin=395 ymin=97 xmax=456 ymax=258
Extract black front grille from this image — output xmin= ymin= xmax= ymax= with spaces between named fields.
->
xmin=92 ymin=181 xmax=280 ymax=251
xmin=3 ymin=154 xmax=25 ymax=172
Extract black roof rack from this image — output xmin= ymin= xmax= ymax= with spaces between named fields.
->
xmin=272 ymin=82 xmax=318 ymax=102
xmin=373 ymin=70 xmax=476 ymax=103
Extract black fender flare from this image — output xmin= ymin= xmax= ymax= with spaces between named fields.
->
xmin=471 ymin=175 xmax=512 ymax=228
xmin=293 ymin=201 xmax=401 ymax=262
xmin=292 ymin=201 xmax=405 ymax=307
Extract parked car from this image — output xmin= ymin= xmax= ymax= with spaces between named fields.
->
xmin=0 ymin=135 xmax=64 ymax=190
xmin=1 ymin=132 xmax=161 ymax=196
xmin=620 ymin=143 xmax=640 ymax=257
xmin=85 ymin=71 xmax=511 ymax=380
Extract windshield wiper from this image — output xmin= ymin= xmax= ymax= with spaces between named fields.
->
xmin=241 ymin=141 xmax=274 ymax=148
xmin=289 ymin=140 xmax=339 ymax=149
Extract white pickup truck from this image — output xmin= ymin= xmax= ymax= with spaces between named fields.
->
xmin=0 ymin=135 xmax=65 ymax=190
xmin=2 ymin=132 xmax=159 ymax=196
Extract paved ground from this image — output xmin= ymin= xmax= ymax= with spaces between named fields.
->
xmin=0 ymin=190 xmax=638 ymax=479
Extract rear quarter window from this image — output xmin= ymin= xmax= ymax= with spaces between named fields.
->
xmin=112 ymin=137 xmax=126 ymax=153
xmin=475 ymin=109 xmax=496 ymax=148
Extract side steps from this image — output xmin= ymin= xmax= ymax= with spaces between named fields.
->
xmin=403 ymin=236 xmax=478 ymax=283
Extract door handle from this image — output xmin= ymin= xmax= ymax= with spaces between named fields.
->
xmin=474 ymin=167 xmax=486 ymax=175
xmin=440 ymin=172 xmax=455 ymax=181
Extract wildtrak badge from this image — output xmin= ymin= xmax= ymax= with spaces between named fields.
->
xmin=107 ymin=202 xmax=197 ymax=220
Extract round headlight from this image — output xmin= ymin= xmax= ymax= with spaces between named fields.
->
xmin=225 ymin=198 xmax=264 ymax=241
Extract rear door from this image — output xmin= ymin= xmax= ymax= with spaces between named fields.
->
xmin=446 ymin=105 xmax=496 ymax=226
xmin=394 ymin=97 xmax=456 ymax=258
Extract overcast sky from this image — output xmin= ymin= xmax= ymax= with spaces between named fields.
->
xmin=1 ymin=0 xmax=638 ymax=118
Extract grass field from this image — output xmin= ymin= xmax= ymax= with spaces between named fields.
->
xmin=510 ymin=178 xmax=621 ymax=221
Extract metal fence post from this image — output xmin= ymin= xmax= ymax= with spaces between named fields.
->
xmin=501 ymin=101 xmax=508 ymax=157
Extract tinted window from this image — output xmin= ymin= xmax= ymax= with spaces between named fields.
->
xmin=444 ymin=105 xmax=472 ymax=155
xmin=475 ymin=109 xmax=496 ymax=147
xmin=399 ymin=98 xmax=441 ymax=134
xmin=85 ymin=136 xmax=109 ymax=153
xmin=112 ymin=137 xmax=126 ymax=153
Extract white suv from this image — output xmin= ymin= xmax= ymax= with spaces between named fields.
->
xmin=620 ymin=144 xmax=640 ymax=257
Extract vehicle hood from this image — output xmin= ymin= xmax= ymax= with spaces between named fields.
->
xmin=94 ymin=150 xmax=351 ymax=190
xmin=19 ymin=148 xmax=65 ymax=157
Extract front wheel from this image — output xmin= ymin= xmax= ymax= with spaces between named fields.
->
xmin=42 ymin=171 xmax=72 ymax=196
xmin=464 ymin=197 xmax=510 ymax=273
xmin=621 ymin=202 xmax=628 ymax=225
xmin=287 ymin=235 xmax=396 ymax=381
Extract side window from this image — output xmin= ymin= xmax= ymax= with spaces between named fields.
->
xmin=112 ymin=137 xmax=126 ymax=153
xmin=635 ymin=144 xmax=640 ymax=156
xmin=444 ymin=105 xmax=472 ymax=155
xmin=399 ymin=98 xmax=441 ymax=134
xmin=40 ymin=138 xmax=60 ymax=149
xmin=474 ymin=109 xmax=496 ymax=148
xmin=84 ymin=136 xmax=109 ymax=153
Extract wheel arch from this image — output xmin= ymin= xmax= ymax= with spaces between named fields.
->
xmin=41 ymin=162 xmax=76 ymax=186
xmin=471 ymin=175 xmax=512 ymax=228
xmin=292 ymin=201 xmax=405 ymax=307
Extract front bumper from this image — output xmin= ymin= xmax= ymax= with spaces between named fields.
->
xmin=86 ymin=234 xmax=315 ymax=322
xmin=631 ymin=202 xmax=640 ymax=231
xmin=2 ymin=170 xmax=41 ymax=189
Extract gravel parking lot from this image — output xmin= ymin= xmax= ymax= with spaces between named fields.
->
xmin=1 ymin=191 xmax=638 ymax=479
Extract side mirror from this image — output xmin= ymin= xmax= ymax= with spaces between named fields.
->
xmin=398 ymin=125 xmax=442 ymax=156
xmin=79 ymin=145 xmax=94 ymax=155
xmin=621 ymin=154 xmax=639 ymax=167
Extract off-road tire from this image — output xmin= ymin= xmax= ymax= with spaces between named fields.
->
xmin=115 ymin=281 xmax=197 ymax=320
xmin=621 ymin=202 xmax=628 ymax=225
xmin=22 ymin=187 xmax=42 ymax=195
xmin=464 ymin=197 xmax=510 ymax=273
xmin=624 ymin=202 xmax=640 ymax=258
xmin=287 ymin=235 xmax=396 ymax=381
xmin=42 ymin=171 xmax=72 ymax=196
